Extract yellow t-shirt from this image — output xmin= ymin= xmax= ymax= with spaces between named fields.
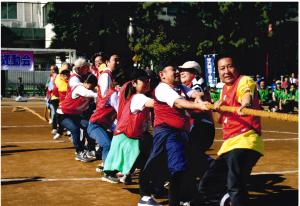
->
xmin=54 ymin=75 xmax=68 ymax=93
xmin=218 ymin=76 xmax=264 ymax=156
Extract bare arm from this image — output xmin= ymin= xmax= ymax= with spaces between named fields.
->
xmin=144 ymin=99 xmax=154 ymax=108
xmin=174 ymin=98 xmax=209 ymax=111
xmin=237 ymin=92 xmax=252 ymax=115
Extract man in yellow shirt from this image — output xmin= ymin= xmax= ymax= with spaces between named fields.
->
xmin=191 ymin=52 xmax=263 ymax=206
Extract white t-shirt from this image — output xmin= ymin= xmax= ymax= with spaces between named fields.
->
xmin=72 ymin=84 xmax=97 ymax=99
xmin=130 ymin=93 xmax=151 ymax=113
xmin=108 ymin=91 xmax=119 ymax=112
xmin=155 ymin=83 xmax=194 ymax=107
xmin=69 ymin=75 xmax=81 ymax=89
xmin=98 ymin=68 xmax=112 ymax=97
xmin=57 ymin=84 xmax=97 ymax=114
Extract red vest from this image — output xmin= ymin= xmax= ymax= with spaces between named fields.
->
xmin=154 ymin=84 xmax=190 ymax=131
xmin=114 ymin=82 xmax=150 ymax=138
xmin=60 ymin=85 xmax=92 ymax=115
xmin=116 ymin=81 xmax=131 ymax=121
xmin=221 ymin=76 xmax=261 ymax=140
xmin=98 ymin=69 xmax=112 ymax=98
xmin=89 ymin=88 xmax=117 ymax=129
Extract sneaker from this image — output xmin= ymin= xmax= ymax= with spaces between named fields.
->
xmin=180 ymin=202 xmax=191 ymax=206
xmin=163 ymin=181 xmax=170 ymax=188
xmin=86 ymin=150 xmax=96 ymax=159
xmin=220 ymin=193 xmax=231 ymax=206
xmin=119 ymin=174 xmax=132 ymax=185
xmin=53 ymin=133 xmax=61 ymax=140
xmin=100 ymin=174 xmax=119 ymax=184
xmin=48 ymin=119 xmax=53 ymax=124
xmin=138 ymin=196 xmax=162 ymax=206
xmin=75 ymin=152 xmax=94 ymax=163
xmin=15 ymin=96 xmax=27 ymax=102
xmin=51 ymin=129 xmax=57 ymax=135
xmin=116 ymin=172 xmax=124 ymax=178
xmin=66 ymin=130 xmax=71 ymax=136
xmin=96 ymin=164 xmax=104 ymax=173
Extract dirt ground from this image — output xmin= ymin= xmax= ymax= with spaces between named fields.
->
xmin=1 ymin=99 xmax=298 ymax=206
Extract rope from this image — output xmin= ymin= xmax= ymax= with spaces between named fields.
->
xmin=206 ymin=104 xmax=298 ymax=122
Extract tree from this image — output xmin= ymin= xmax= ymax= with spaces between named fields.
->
xmin=48 ymin=2 xmax=297 ymax=77
xmin=48 ymin=2 xmax=137 ymax=61
xmin=131 ymin=2 xmax=297 ymax=76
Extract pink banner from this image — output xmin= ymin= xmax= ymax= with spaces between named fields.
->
xmin=1 ymin=50 xmax=34 ymax=71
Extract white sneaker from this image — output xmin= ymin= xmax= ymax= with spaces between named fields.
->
xmin=49 ymin=120 xmax=53 ymax=124
xmin=220 ymin=193 xmax=231 ymax=206
xmin=66 ymin=131 xmax=71 ymax=136
xmin=53 ymin=133 xmax=61 ymax=140
xmin=51 ymin=129 xmax=57 ymax=135
xmin=15 ymin=96 xmax=27 ymax=102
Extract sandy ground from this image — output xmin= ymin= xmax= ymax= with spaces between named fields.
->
xmin=1 ymin=99 xmax=298 ymax=205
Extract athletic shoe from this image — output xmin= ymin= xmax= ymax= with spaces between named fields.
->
xmin=180 ymin=202 xmax=191 ymax=206
xmin=163 ymin=181 xmax=170 ymax=188
xmin=100 ymin=174 xmax=119 ymax=184
xmin=96 ymin=164 xmax=104 ymax=173
xmin=51 ymin=129 xmax=57 ymax=135
xmin=138 ymin=196 xmax=162 ymax=206
xmin=15 ymin=96 xmax=27 ymax=102
xmin=66 ymin=130 xmax=72 ymax=136
xmin=116 ymin=172 xmax=124 ymax=178
xmin=75 ymin=152 xmax=94 ymax=163
xmin=48 ymin=119 xmax=53 ymax=124
xmin=119 ymin=174 xmax=132 ymax=185
xmin=53 ymin=133 xmax=61 ymax=140
xmin=220 ymin=193 xmax=231 ymax=206
xmin=85 ymin=150 xmax=96 ymax=159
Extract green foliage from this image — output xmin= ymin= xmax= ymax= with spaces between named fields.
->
xmin=47 ymin=2 xmax=297 ymax=76
xmin=48 ymin=2 xmax=136 ymax=58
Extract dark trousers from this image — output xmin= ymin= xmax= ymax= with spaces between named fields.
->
xmin=60 ymin=114 xmax=92 ymax=153
xmin=194 ymin=148 xmax=261 ymax=206
xmin=139 ymin=126 xmax=188 ymax=206
xmin=49 ymin=99 xmax=59 ymax=130
xmin=180 ymin=122 xmax=215 ymax=202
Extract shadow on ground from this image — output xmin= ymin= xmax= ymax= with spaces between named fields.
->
xmin=249 ymin=174 xmax=298 ymax=206
xmin=1 ymin=176 xmax=44 ymax=185
xmin=125 ymin=173 xmax=298 ymax=206
xmin=1 ymin=147 xmax=74 ymax=156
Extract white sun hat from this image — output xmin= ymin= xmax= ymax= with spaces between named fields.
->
xmin=178 ymin=61 xmax=201 ymax=73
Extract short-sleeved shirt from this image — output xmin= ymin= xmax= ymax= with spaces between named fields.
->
xmin=155 ymin=82 xmax=194 ymax=107
xmin=258 ymin=88 xmax=270 ymax=102
xmin=210 ymin=91 xmax=220 ymax=103
xmin=218 ymin=76 xmax=264 ymax=156
xmin=130 ymin=93 xmax=151 ymax=113
xmin=295 ymin=90 xmax=298 ymax=102
xmin=273 ymin=89 xmax=283 ymax=101
xmin=98 ymin=68 xmax=112 ymax=97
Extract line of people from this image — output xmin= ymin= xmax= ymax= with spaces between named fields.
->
xmin=45 ymin=51 xmax=264 ymax=206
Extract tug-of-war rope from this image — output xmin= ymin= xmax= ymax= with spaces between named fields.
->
xmin=207 ymin=104 xmax=298 ymax=122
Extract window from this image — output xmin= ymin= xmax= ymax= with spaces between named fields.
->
xmin=1 ymin=2 xmax=17 ymax=19
xmin=43 ymin=3 xmax=53 ymax=26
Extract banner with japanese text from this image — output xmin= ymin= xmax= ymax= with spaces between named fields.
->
xmin=1 ymin=51 xmax=34 ymax=71
xmin=204 ymin=54 xmax=217 ymax=87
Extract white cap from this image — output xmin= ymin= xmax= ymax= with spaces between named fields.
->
xmin=178 ymin=61 xmax=201 ymax=73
